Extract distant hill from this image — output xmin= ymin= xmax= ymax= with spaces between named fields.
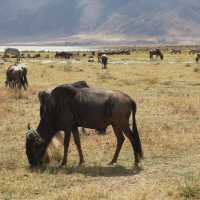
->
xmin=1 ymin=0 xmax=200 ymax=44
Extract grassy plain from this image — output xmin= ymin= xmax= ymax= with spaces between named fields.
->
xmin=0 ymin=50 xmax=200 ymax=199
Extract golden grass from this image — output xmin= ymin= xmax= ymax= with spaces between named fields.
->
xmin=0 ymin=51 xmax=200 ymax=199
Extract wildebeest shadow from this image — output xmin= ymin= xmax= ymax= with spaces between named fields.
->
xmin=41 ymin=164 xmax=142 ymax=177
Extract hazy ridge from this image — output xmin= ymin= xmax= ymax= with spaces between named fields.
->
xmin=1 ymin=0 xmax=200 ymax=44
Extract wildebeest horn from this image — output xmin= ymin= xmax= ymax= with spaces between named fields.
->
xmin=27 ymin=123 xmax=31 ymax=130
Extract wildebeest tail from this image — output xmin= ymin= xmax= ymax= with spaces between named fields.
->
xmin=132 ymin=101 xmax=143 ymax=160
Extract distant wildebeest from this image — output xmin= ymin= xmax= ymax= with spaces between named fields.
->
xmin=171 ymin=49 xmax=182 ymax=54
xmin=55 ymin=52 xmax=73 ymax=59
xmin=5 ymin=64 xmax=28 ymax=90
xmin=26 ymin=84 xmax=143 ymax=168
xmin=150 ymin=49 xmax=164 ymax=60
xmin=32 ymin=54 xmax=41 ymax=58
xmin=196 ymin=53 xmax=200 ymax=63
xmin=189 ymin=49 xmax=200 ymax=55
xmin=3 ymin=48 xmax=21 ymax=63
xmin=97 ymin=49 xmax=130 ymax=61
xmin=100 ymin=54 xmax=108 ymax=69
xmin=88 ymin=56 xmax=94 ymax=63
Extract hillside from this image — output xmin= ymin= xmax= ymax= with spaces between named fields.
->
xmin=1 ymin=0 xmax=200 ymax=44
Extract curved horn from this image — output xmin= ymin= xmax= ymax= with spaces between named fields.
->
xmin=27 ymin=123 xmax=31 ymax=130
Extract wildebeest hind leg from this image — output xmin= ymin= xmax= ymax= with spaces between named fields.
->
xmin=123 ymin=126 xmax=139 ymax=166
xmin=61 ymin=130 xmax=71 ymax=166
xmin=72 ymin=127 xmax=84 ymax=165
xmin=109 ymin=126 xmax=125 ymax=165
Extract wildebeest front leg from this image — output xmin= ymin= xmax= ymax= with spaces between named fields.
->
xmin=72 ymin=127 xmax=84 ymax=165
xmin=109 ymin=126 xmax=125 ymax=165
xmin=61 ymin=130 xmax=71 ymax=166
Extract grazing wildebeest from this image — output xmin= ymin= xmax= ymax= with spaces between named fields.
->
xmin=4 ymin=48 xmax=21 ymax=63
xmin=26 ymin=84 xmax=143 ymax=168
xmin=196 ymin=53 xmax=200 ymax=63
xmin=100 ymin=54 xmax=108 ymax=69
xmin=171 ymin=49 xmax=182 ymax=54
xmin=150 ymin=49 xmax=164 ymax=60
xmin=55 ymin=52 xmax=73 ymax=59
xmin=5 ymin=64 xmax=28 ymax=90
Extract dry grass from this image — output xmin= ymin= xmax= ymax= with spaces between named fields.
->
xmin=0 ymin=50 xmax=200 ymax=200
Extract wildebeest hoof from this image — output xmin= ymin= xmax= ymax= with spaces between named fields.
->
xmin=133 ymin=163 xmax=143 ymax=174
xmin=60 ymin=161 xmax=66 ymax=166
xmin=78 ymin=161 xmax=84 ymax=166
xmin=108 ymin=161 xmax=116 ymax=165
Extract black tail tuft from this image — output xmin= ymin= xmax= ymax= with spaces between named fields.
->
xmin=132 ymin=101 xmax=143 ymax=160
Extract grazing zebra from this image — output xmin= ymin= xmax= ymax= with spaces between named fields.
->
xmin=4 ymin=48 xmax=21 ymax=63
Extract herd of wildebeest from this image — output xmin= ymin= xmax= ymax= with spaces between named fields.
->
xmin=1 ymin=46 xmax=200 ymax=169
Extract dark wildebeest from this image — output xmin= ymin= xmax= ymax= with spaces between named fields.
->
xmin=4 ymin=48 xmax=21 ymax=63
xmin=5 ymin=64 xmax=28 ymax=90
xmin=32 ymin=54 xmax=41 ymax=58
xmin=55 ymin=52 xmax=73 ymax=59
xmin=196 ymin=53 xmax=200 ymax=63
xmin=100 ymin=54 xmax=108 ymax=69
xmin=26 ymin=84 xmax=143 ymax=168
xmin=189 ymin=49 xmax=200 ymax=55
xmin=171 ymin=49 xmax=181 ymax=54
xmin=150 ymin=49 xmax=164 ymax=60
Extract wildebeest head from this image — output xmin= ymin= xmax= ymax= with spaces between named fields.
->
xmin=26 ymin=91 xmax=57 ymax=167
xmin=26 ymin=85 xmax=79 ymax=167
xmin=26 ymin=124 xmax=45 ymax=167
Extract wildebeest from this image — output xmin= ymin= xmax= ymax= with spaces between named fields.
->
xmin=88 ymin=56 xmax=95 ymax=63
xmin=150 ymin=49 xmax=164 ymax=60
xmin=32 ymin=54 xmax=41 ymax=58
xmin=196 ymin=53 xmax=200 ymax=63
xmin=97 ymin=49 xmax=130 ymax=61
xmin=100 ymin=54 xmax=108 ymax=69
xmin=171 ymin=49 xmax=182 ymax=54
xmin=55 ymin=52 xmax=73 ymax=59
xmin=26 ymin=84 xmax=143 ymax=168
xmin=5 ymin=64 xmax=28 ymax=90
xmin=189 ymin=49 xmax=200 ymax=55
xmin=4 ymin=48 xmax=21 ymax=63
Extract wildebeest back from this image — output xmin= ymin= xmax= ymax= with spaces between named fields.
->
xmin=71 ymin=88 xmax=113 ymax=129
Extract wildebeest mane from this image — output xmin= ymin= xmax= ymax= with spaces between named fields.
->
xmin=38 ymin=91 xmax=56 ymax=120
xmin=51 ymin=85 xmax=78 ymax=115
xmin=70 ymin=80 xmax=89 ymax=88
xmin=38 ymin=81 xmax=89 ymax=119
